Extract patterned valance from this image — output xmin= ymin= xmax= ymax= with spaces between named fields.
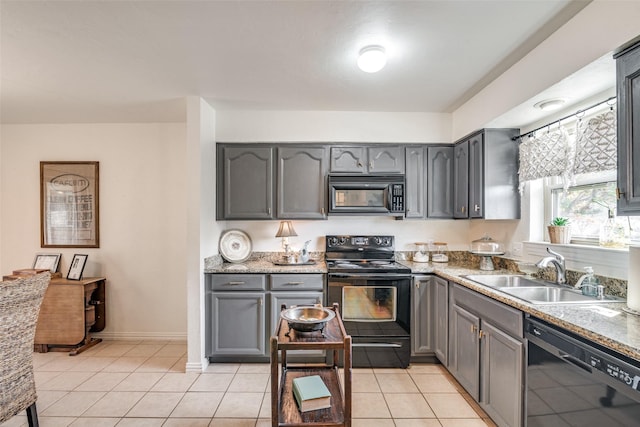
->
xmin=518 ymin=127 xmax=571 ymax=193
xmin=573 ymin=109 xmax=617 ymax=175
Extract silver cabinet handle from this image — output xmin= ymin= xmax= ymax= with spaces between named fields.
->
xmin=357 ymin=161 xmax=363 ymax=168
xmin=259 ymin=298 xmax=263 ymax=306
xmin=268 ymin=207 xmax=271 ymax=215
xmin=321 ymin=207 xmax=325 ymax=216
xmin=287 ymin=282 xmax=304 ymax=285
xmin=228 ymin=281 xmax=245 ymax=285
xmin=474 ymin=204 xmax=480 ymax=212
xmin=369 ymin=161 xmax=373 ymax=170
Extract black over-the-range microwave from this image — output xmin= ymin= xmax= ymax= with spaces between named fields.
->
xmin=328 ymin=174 xmax=405 ymax=216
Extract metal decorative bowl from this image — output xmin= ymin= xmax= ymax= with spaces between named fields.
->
xmin=280 ymin=306 xmax=335 ymax=332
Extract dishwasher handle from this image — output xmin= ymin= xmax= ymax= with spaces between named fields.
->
xmin=560 ymin=353 xmax=593 ymax=373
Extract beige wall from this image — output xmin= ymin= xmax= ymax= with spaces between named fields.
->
xmin=0 ymin=123 xmax=188 ymax=340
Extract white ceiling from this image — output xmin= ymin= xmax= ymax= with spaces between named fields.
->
xmin=1 ymin=0 xmax=605 ymax=125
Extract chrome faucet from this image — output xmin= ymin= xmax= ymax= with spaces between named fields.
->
xmin=535 ymin=248 xmax=567 ymax=285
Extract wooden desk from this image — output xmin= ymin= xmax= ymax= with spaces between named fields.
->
xmin=34 ymin=277 xmax=106 ymax=355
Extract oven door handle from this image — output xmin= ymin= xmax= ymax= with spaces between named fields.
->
xmin=328 ymin=273 xmax=410 ymax=280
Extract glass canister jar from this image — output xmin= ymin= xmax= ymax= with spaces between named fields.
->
xmin=431 ymin=242 xmax=449 ymax=263
xmin=413 ymin=242 xmax=430 ymax=263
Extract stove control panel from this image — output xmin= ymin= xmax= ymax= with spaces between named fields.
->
xmin=326 ymin=235 xmax=394 ymax=249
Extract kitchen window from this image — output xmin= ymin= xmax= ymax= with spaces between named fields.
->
xmin=546 ymin=170 xmax=640 ymax=245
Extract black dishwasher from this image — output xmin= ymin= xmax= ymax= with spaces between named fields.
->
xmin=525 ymin=317 xmax=640 ymax=426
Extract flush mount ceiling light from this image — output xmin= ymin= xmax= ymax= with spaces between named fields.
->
xmin=357 ymin=45 xmax=387 ymax=73
xmin=534 ymin=98 xmax=566 ymax=111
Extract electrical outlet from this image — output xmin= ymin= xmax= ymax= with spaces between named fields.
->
xmin=512 ymin=242 xmax=523 ymax=257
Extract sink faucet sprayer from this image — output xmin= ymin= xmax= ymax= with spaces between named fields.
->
xmin=535 ymin=248 xmax=567 ymax=285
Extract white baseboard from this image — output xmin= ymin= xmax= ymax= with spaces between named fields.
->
xmin=93 ymin=331 xmax=188 ymax=341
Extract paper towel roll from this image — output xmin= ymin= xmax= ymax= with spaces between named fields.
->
xmin=628 ymin=246 xmax=640 ymax=311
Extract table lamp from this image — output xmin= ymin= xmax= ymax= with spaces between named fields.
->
xmin=275 ymin=221 xmax=297 ymax=255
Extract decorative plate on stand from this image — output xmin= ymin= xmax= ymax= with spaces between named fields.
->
xmin=219 ymin=229 xmax=252 ymax=263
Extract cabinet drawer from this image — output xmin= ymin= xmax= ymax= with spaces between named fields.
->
xmin=270 ymin=274 xmax=324 ymax=290
xmin=452 ymin=283 xmax=523 ymax=338
xmin=208 ymin=274 xmax=266 ymax=291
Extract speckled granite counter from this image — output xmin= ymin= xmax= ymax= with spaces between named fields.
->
xmin=410 ymin=262 xmax=640 ymax=363
xmin=203 ymin=253 xmax=639 ymax=362
xmin=204 ymin=252 xmax=327 ymax=274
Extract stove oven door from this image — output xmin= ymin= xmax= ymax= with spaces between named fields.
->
xmin=327 ymin=274 xmax=411 ymax=368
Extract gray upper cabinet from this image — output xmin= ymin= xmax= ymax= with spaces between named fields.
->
xmin=427 ymin=146 xmax=454 ymax=218
xmin=277 ymin=146 xmax=328 ymax=219
xmin=330 ymin=146 xmax=367 ymax=173
xmin=453 ymin=129 xmax=520 ymax=219
xmin=217 ymin=145 xmax=274 ymax=220
xmin=616 ymin=38 xmax=640 ymax=215
xmin=405 ymin=146 xmax=426 ymax=218
xmin=453 ymin=141 xmax=469 ymax=218
xmin=330 ymin=146 xmax=404 ymax=174
xmin=405 ymin=145 xmax=453 ymax=219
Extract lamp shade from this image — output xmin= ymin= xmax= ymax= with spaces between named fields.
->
xmin=275 ymin=221 xmax=298 ymax=238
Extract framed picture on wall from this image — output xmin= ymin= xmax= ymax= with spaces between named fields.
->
xmin=67 ymin=254 xmax=88 ymax=280
xmin=32 ymin=253 xmax=61 ymax=272
xmin=40 ymin=161 xmax=99 ymax=248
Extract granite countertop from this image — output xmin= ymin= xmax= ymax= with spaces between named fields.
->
xmin=427 ymin=263 xmax=640 ymax=363
xmin=204 ymin=253 xmax=327 ymax=274
xmin=203 ymin=253 xmax=639 ymax=362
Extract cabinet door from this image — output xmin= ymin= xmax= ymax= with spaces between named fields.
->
xmin=220 ymin=146 xmax=273 ymax=219
xmin=453 ymin=141 xmax=469 ymax=219
xmin=468 ymin=134 xmax=484 ymax=219
xmin=330 ymin=146 xmax=367 ymax=173
xmin=405 ymin=146 xmax=425 ymax=218
xmin=427 ymin=146 xmax=454 ymax=218
xmin=368 ymin=146 xmax=405 ymax=173
xmin=449 ymin=304 xmax=480 ymax=400
xmin=277 ymin=147 xmax=327 ymax=219
xmin=433 ymin=277 xmax=449 ymax=365
xmin=209 ymin=292 xmax=265 ymax=356
xmin=481 ymin=320 xmax=524 ymax=427
xmin=616 ymin=42 xmax=640 ymax=214
xmin=412 ymin=276 xmax=433 ymax=355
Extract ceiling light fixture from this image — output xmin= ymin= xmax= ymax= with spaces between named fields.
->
xmin=357 ymin=45 xmax=387 ymax=73
xmin=534 ymin=99 xmax=566 ymax=111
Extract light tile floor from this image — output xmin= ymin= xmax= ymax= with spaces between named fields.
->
xmin=2 ymin=341 xmax=496 ymax=427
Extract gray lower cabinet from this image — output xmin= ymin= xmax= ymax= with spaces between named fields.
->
xmin=209 ymin=291 xmax=266 ymax=356
xmin=206 ymin=274 xmax=267 ymax=359
xmin=277 ymin=146 xmax=328 ymax=219
xmin=448 ymin=283 xmax=524 ymax=427
xmin=412 ymin=275 xmax=448 ymax=363
xmin=412 ymin=275 xmax=433 ymax=355
xmin=206 ymin=273 xmax=324 ymax=361
xmin=433 ymin=276 xmax=448 ymax=364
xmin=615 ymin=37 xmax=640 ymax=215
xmin=217 ymin=145 xmax=274 ymax=220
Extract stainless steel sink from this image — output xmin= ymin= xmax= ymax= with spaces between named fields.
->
xmin=464 ymin=274 xmax=624 ymax=304
xmin=464 ymin=274 xmax=548 ymax=288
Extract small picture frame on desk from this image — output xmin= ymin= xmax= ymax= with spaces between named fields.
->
xmin=33 ymin=253 xmax=61 ymax=273
xmin=67 ymin=254 xmax=88 ymax=280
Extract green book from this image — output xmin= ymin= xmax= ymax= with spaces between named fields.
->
xmin=292 ymin=375 xmax=332 ymax=412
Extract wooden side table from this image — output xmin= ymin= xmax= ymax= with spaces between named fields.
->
xmin=270 ymin=303 xmax=352 ymax=427
xmin=34 ymin=277 xmax=106 ymax=355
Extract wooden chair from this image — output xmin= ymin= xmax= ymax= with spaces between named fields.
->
xmin=0 ymin=272 xmax=51 ymax=427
